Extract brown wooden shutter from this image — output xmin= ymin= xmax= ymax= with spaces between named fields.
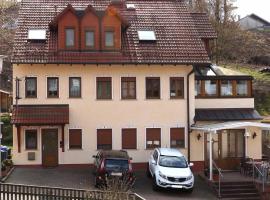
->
xmin=170 ymin=128 xmax=185 ymax=140
xmin=121 ymin=77 xmax=136 ymax=82
xmin=146 ymin=128 xmax=161 ymax=149
xmin=122 ymin=128 xmax=137 ymax=149
xmin=97 ymin=129 xmax=112 ymax=150
xmin=69 ymin=129 xmax=82 ymax=149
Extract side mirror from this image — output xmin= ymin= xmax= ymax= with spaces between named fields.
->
xmin=92 ymin=155 xmax=97 ymax=158
xmin=151 ymin=160 xmax=156 ymax=165
xmin=130 ymin=157 xmax=133 ymax=160
xmin=189 ymin=163 xmax=194 ymax=167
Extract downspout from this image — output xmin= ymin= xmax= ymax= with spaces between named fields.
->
xmin=187 ymin=67 xmax=194 ymax=163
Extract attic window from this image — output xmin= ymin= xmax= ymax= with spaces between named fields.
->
xmin=138 ymin=31 xmax=156 ymax=41
xmin=28 ymin=29 xmax=46 ymax=40
xmin=126 ymin=4 xmax=135 ymax=10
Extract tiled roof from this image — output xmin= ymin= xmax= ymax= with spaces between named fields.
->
xmin=195 ymin=108 xmax=262 ymax=122
xmin=12 ymin=0 xmax=213 ymax=64
xmin=11 ymin=105 xmax=69 ymax=125
xmin=191 ymin=13 xmax=217 ymax=39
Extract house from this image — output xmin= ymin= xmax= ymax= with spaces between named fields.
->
xmin=238 ymin=13 xmax=270 ymax=31
xmin=11 ymin=0 xmax=270 ymax=179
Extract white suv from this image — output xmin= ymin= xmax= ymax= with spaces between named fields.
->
xmin=147 ymin=148 xmax=194 ymax=192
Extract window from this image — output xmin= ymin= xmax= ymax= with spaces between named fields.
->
xmin=85 ymin=30 xmax=94 ymax=48
xmin=47 ymin=77 xmax=59 ymax=98
xmin=96 ymin=77 xmax=112 ymax=100
xmin=105 ymin=31 xmax=114 ymax=47
xmin=236 ymin=80 xmax=248 ymax=96
xmin=146 ymin=128 xmax=161 ymax=149
xmin=205 ymin=80 xmax=218 ymax=96
xmin=25 ymin=77 xmax=37 ymax=98
xmin=97 ymin=129 xmax=112 ymax=150
xmin=146 ymin=77 xmax=160 ymax=99
xmin=195 ymin=80 xmax=202 ymax=97
xmin=221 ymin=80 xmax=233 ymax=96
xmin=25 ymin=130 xmax=37 ymax=150
xmin=170 ymin=77 xmax=184 ymax=99
xmin=138 ymin=31 xmax=156 ymax=41
xmin=65 ymin=28 xmax=75 ymax=47
xmin=122 ymin=128 xmax=137 ymax=149
xmin=69 ymin=77 xmax=81 ymax=98
xmin=121 ymin=77 xmax=136 ymax=99
xmin=69 ymin=129 xmax=82 ymax=149
xmin=170 ymin=128 xmax=185 ymax=148
xmin=28 ymin=29 xmax=46 ymax=40
xmin=227 ymin=130 xmax=244 ymax=158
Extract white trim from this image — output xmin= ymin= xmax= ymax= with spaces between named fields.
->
xmin=191 ymin=121 xmax=270 ymax=132
xmin=168 ymin=75 xmax=186 ymax=100
xmin=145 ymin=76 xmax=162 ymax=100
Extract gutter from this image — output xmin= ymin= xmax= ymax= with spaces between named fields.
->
xmin=187 ymin=67 xmax=194 ymax=163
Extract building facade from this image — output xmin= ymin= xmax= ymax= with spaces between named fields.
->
xmin=11 ymin=0 xmax=269 ymax=172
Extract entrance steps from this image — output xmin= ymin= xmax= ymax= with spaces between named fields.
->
xmin=213 ymin=181 xmax=261 ymax=200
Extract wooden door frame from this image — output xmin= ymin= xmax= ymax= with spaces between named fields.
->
xmin=42 ymin=128 xmax=59 ymax=167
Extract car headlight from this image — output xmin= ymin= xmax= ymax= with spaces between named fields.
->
xmin=186 ymin=175 xmax=193 ymax=181
xmin=159 ymin=171 xmax=167 ymax=180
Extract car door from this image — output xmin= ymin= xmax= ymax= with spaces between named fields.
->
xmin=150 ymin=150 xmax=158 ymax=175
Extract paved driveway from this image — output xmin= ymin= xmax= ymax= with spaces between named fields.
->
xmin=5 ymin=167 xmax=217 ymax=200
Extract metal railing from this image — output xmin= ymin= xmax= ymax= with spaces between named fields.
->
xmin=251 ymin=158 xmax=269 ymax=193
xmin=212 ymin=160 xmax=223 ymax=198
xmin=0 ymin=183 xmax=144 ymax=200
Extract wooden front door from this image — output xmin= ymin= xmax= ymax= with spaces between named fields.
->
xmin=204 ymin=130 xmax=245 ymax=170
xmin=42 ymin=129 xmax=58 ymax=167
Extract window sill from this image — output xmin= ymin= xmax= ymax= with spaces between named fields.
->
xmin=25 ymin=97 xmax=37 ymax=99
xmin=121 ymin=99 xmax=137 ymax=101
xmin=144 ymin=98 xmax=162 ymax=100
xmin=25 ymin=149 xmax=38 ymax=151
xmin=95 ymin=99 xmax=113 ymax=101
xmin=68 ymin=97 xmax=82 ymax=99
xmin=68 ymin=148 xmax=83 ymax=151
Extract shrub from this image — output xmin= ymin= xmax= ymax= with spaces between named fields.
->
xmin=1 ymin=114 xmax=12 ymax=146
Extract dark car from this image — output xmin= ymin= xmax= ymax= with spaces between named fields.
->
xmin=92 ymin=150 xmax=135 ymax=187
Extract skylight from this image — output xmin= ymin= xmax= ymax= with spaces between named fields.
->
xmin=28 ymin=29 xmax=46 ymax=40
xmin=126 ymin=4 xmax=135 ymax=10
xmin=138 ymin=31 xmax=156 ymax=41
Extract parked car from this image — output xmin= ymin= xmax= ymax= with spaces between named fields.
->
xmin=92 ymin=150 xmax=135 ymax=187
xmin=147 ymin=148 xmax=194 ymax=192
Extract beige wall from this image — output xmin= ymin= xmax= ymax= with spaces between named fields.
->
xmin=195 ymin=98 xmax=255 ymax=109
xmin=13 ymin=64 xmax=193 ymax=165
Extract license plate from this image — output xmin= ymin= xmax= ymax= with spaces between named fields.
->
xmin=111 ymin=172 xmax=122 ymax=176
xmin=172 ymin=185 xmax=183 ymax=189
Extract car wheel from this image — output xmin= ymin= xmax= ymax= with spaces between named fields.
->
xmin=152 ymin=176 xmax=159 ymax=191
xmin=146 ymin=166 xmax=151 ymax=178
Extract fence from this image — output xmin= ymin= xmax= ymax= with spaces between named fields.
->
xmin=0 ymin=183 xmax=144 ymax=200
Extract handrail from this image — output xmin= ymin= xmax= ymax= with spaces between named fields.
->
xmin=212 ymin=160 xmax=223 ymax=198
xmin=251 ymin=158 xmax=268 ymax=192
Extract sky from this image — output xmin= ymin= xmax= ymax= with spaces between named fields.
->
xmin=234 ymin=0 xmax=270 ymax=22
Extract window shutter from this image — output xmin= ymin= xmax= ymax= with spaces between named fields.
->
xmin=97 ymin=129 xmax=112 ymax=150
xmin=69 ymin=129 xmax=82 ymax=149
xmin=122 ymin=128 xmax=137 ymax=149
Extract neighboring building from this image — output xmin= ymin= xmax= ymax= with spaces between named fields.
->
xmin=239 ymin=13 xmax=270 ymax=31
xmin=11 ymin=0 xmax=270 ymax=175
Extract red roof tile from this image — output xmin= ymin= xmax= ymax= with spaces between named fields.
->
xmin=12 ymin=0 xmax=213 ymax=64
xmin=191 ymin=12 xmax=217 ymax=39
xmin=11 ymin=105 xmax=69 ymax=125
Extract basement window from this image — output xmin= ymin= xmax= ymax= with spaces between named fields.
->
xmin=28 ymin=29 xmax=46 ymax=40
xmin=138 ymin=31 xmax=156 ymax=41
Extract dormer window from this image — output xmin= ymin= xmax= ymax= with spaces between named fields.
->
xmin=85 ymin=30 xmax=95 ymax=48
xmin=105 ymin=30 xmax=114 ymax=48
xmin=65 ymin=28 xmax=75 ymax=47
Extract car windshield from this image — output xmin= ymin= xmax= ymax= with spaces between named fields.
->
xmin=105 ymin=159 xmax=129 ymax=171
xmin=159 ymin=156 xmax=188 ymax=168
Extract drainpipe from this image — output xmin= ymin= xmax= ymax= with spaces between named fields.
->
xmin=187 ymin=67 xmax=194 ymax=163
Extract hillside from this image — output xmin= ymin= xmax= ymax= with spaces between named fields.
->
xmin=225 ymin=64 xmax=270 ymax=116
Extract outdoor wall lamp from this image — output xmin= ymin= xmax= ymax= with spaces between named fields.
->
xmin=252 ymin=132 xmax=257 ymax=139
xmin=197 ymin=133 xmax=202 ymax=141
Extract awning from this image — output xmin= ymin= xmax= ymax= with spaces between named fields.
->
xmin=195 ymin=108 xmax=262 ymax=121
xmin=191 ymin=121 xmax=270 ymax=132
xmin=11 ymin=105 xmax=69 ymax=125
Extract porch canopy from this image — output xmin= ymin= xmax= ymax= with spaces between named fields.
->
xmin=191 ymin=121 xmax=270 ymax=181
xmin=11 ymin=105 xmax=69 ymax=153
